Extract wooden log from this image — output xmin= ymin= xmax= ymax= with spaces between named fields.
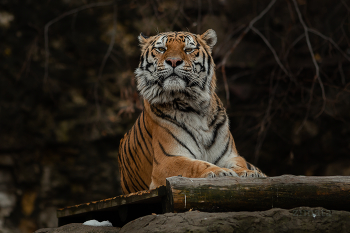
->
xmin=56 ymin=186 xmax=167 ymax=227
xmin=165 ymin=175 xmax=350 ymax=213
xmin=57 ymin=186 xmax=167 ymax=218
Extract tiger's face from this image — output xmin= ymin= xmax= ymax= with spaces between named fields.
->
xmin=135 ymin=29 xmax=217 ymax=105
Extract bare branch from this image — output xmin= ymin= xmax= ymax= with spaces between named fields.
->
xmin=254 ymin=70 xmax=280 ymax=164
xmin=213 ymin=25 xmax=245 ymax=59
xmin=307 ymin=28 xmax=350 ymax=62
xmin=341 ymin=0 xmax=350 ymax=12
xmin=292 ymin=0 xmax=326 ymax=133
xmin=218 ymin=0 xmax=277 ymax=68
xmin=197 ymin=0 xmax=201 ymax=34
xmin=150 ymin=0 xmax=160 ymax=20
xmin=338 ymin=63 xmax=346 ymax=85
xmin=170 ymin=1 xmax=183 ymax=30
xmin=251 ymin=26 xmax=290 ymax=77
xmin=218 ymin=0 xmax=277 ymax=107
xmin=44 ymin=1 xmax=114 ymax=83
xmin=17 ymin=36 xmax=38 ymax=80
xmin=292 ymin=0 xmax=319 ymax=84
xmin=218 ymin=0 xmax=276 ymax=67
xmin=283 ymin=34 xmax=305 ymax=60
xmin=221 ymin=66 xmax=230 ymax=107
xmin=95 ymin=4 xmax=118 ymax=119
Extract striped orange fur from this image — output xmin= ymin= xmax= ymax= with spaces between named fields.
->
xmin=118 ymin=29 xmax=266 ymax=194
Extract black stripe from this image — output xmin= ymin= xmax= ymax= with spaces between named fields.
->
xmin=128 ymin=175 xmax=142 ymax=191
xmin=194 ymin=36 xmax=201 ymax=47
xmin=123 ymin=178 xmax=131 ymax=193
xmin=196 ymin=35 xmax=211 ymax=71
xmin=121 ymin=142 xmax=133 ymax=177
xmin=246 ymin=162 xmax=253 ymax=170
xmin=135 ymin=117 xmax=152 ymax=165
xmin=142 ymin=112 xmax=152 ymax=139
xmin=145 ymin=50 xmax=149 ymax=62
xmin=208 ymin=114 xmax=218 ymax=128
xmin=126 ymin=137 xmax=149 ymax=189
xmin=202 ymin=46 xmax=211 ymax=75
xmin=123 ymin=139 xmax=146 ymax=190
xmin=139 ymin=54 xmax=145 ymax=69
xmin=138 ymin=115 xmax=152 ymax=156
xmin=134 ymin=118 xmax=152 ymax=165
xmin=202 ymin=52 xmax=210 ymax=90
xmin=131 ymin=139 xmax=143 ymax=168
xmin=159 ymin=125 xmax=197 ymax=159
xmin=128 ymin=143 xmax=148 ymax=190
xmin=214 ymin=137 xmax=230 ymax=165
xmin=207 ymin=115 xmax=227 ymax=149
xmin=120 ymin=144 xmax=139 ymax=191
xmin=151 ymin=106 xmax=201 ymax=149
xmin=133 ymin=124 xmax=138 ymax=152
xmin=127 ymin=136 xmax=139 ymax=170
xmin=202 ymin=50 xmax=206 ymax=73
xmin=151 ymin=50 xmax=157 ymax=59
xmin=145 ymin=50 xmax=154 ymax=71
xmin=209 ymin=98 xmax=223 ymax=127
xmin=153 ymin=156 xmax=159 ymax=165
xmin=123 ymin=138 xmax=140 ymax=176
xmin=125 ymin=174 xmax=138 ymax=192
xmin=159 ymin=142 xmax=176 ymax=157
xmin=144 ymin=83 xmax=154 ymax=93
xmin=128 ymin=138 xmax=147 ymax=188
xmin=132 ymin=174 xmax=147 ymax=191
xmin=127 ymin=176 xmax=138 ymax=192
xmin=172 ymin=99 xmax=200 ymax=115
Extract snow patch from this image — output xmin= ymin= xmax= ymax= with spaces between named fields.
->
xmin=83 ymin=220 xmax=113 ymax=227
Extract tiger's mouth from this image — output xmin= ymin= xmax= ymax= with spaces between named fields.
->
xmin=166 ymin=74 xmax=181 ymax=80
xmin=160 ymin=74 xmax=189 ymax=85
xmin=160 ymin=73 xmax=189 ymax=91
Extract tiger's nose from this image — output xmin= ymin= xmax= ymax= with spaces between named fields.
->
xmin=166 ymin=58 xmax=183 ymax=67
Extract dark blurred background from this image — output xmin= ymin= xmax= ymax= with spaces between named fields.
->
xmin=0 ymin=0 xmax=349 ymax=232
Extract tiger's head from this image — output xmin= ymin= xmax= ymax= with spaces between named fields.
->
xmin=135 ymin=29 xmax=217 ymax=106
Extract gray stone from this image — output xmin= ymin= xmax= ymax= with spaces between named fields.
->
xmin=120 ymin=207 xmax=350 ymax=233
xmin=35 ymin=208 xmax=350 ymax=233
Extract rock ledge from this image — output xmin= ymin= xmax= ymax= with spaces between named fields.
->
xmin=35 ymin=207 xmax=350 ymax=233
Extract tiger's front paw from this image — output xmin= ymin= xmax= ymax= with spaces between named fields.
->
xmin=201 ymin=167 xmax=238 ymax=178
xmin=236 ymin=169 xmax=267 ymax=178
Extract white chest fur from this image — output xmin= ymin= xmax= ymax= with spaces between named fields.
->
xmin=153 ymin=107 xmax=230 ymax=163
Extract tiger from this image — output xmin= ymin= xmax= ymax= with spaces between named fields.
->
xmin=118 ymin=29 xmax=266 ymax=194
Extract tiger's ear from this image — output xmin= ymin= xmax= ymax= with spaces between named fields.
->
xmin=200 ymin=29 xmax=217 ymax=49
xmin=138 ymin=32 xmax=150 ymax=47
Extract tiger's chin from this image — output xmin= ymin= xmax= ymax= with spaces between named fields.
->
xmin=162 ymin=76 xmax=186 ymax=92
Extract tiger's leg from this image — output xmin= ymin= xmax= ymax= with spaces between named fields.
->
xmin=149 ymin=155 xmax=238 ymax=189
xmin=214 ymin=133 xmax=266 ymax=177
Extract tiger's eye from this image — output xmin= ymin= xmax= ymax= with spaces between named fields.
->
xmin=158 ymin=47 xmax=166 ymax=52
xmin=185 ymin=48 xmax=194 ymax=53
